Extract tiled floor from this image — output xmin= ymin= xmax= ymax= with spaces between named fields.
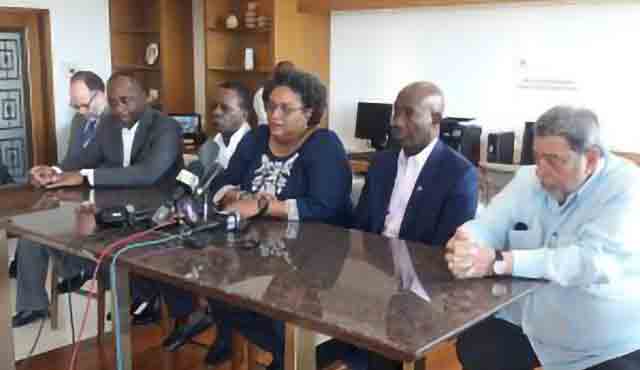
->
xmin=8 ymin=238 xmax=113 ymax=361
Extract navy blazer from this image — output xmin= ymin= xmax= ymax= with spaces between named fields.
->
xmin=353 ymin=140 xmax=478 ymax=246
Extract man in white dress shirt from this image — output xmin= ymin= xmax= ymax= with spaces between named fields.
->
xmin=353 ymin=81 xmax=478 ymax=246
xmin=157 ymin=81 xmax=254 ymax=349
xmin=14 ymin=73 xmax=182 ymax=327
xmin=338 ymin=81 xmax=478 ymax=369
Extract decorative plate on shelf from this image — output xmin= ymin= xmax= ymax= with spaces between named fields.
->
xmin=145 ymin=43 xmax=159 ymax=65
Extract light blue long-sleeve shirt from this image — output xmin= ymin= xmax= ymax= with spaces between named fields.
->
xmin=465 ymin=152 xmax=640 ymax=370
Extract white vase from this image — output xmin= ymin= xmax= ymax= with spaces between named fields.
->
xmin=244 ymin=48 xmax=254 ymax=71
xmin=225 ymin=14 xmax=239 ymax=29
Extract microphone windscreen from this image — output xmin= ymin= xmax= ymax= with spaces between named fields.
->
xmin=176 ymin=169 xmax=200 ymax=193
xmin=185 ymin=160 xmax=205 ymax=178
xmin=152 ymin=203 xmax=172 ymax=224
xmin=201 ymin=161 xmax=224 ymax=186
xmin=198 ymin=139 xmax=221 ymax=175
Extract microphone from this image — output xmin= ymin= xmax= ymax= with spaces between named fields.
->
xmin=96 ymin=204 xmax=155 ymax=227
xmin=175 ymin=161 xmax=204 ymax=197
xmin=195 ymin=162 xmax=224 ymax=222
xmin=173 ymin=139 xmax=220 ymax=199
xmin=154 ymin=160 xmax=205 ymax=225
xmin=198 ymin=138 xmax=221 ymax=177
xmin=196 ymin=162 xmax=224 ymax=198
xmin=154 ymin=140 xmax=222 ymax=226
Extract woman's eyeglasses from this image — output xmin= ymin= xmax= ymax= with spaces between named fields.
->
xmin=265 ymin=102 xmax=304 ymax=117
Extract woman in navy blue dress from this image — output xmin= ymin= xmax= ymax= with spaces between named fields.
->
xmin=216 ymin=70 xmax=352 ymax=226
xmin=203 ymin=69 xmax=352 ymax=369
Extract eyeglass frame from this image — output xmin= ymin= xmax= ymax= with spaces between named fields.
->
xmin=70 ymin=91 xmax=98 ymax=111
xmin=265 ymin=102 xmax=306 ymax=117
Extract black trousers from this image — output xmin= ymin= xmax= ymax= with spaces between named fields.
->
xmin=456 ymin=317 xmax=640 ymax=370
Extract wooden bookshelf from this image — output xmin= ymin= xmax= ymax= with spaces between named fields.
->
xmin=203 ymin=0 xmax=330 ymax=131
xmin=109 ymin=0 xmax=194 ymax=113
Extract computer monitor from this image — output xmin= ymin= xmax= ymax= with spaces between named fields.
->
xmin=521 ymin=121 xmax=536 ymax=165
xmin=440 ymin=117 xmax=481 ymax=165
xmin=354 ymin=102 xmax=393 ymax=150
xmin=170 ymin=113 xmax=201 ymax=137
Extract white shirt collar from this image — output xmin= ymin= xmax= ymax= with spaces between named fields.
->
xmin=123 ymin=121 xmax=139 ymax=132
xmin=214 ymin=122 xmax=250 ymax=148
xmin=121 ymin=121 xmax=139 ymax=167
xmin=382 ymin=139 xmax=439 ymax=238
xmin=398 ymin=138 xmax=438 ymax=170
xmin=213 ymin=122 xmax=251 ymax=168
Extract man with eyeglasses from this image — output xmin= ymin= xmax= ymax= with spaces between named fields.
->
xmin=9 ymin=71 xmax=107 ymax=316
xmin=447 ymin=106 xmax=640 ymax=370
xmin=29 ymin=71 xmax=108 ymax=193
xmin=13 ymin=72 xmax=183 ymax=327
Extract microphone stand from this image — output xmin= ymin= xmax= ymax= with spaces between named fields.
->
xmin=202 ymin=187 xmax=210 ymax=222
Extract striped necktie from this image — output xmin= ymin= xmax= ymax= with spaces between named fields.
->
xmin=82 ymin=118 xmax=97 ymax=148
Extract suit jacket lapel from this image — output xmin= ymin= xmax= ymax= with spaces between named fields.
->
xmin=399 ymin=141 xmax=445 ymax=237
xmin=129 ymin=108 xmax=153 ymax=164
xmin=107 ymin=116 xmax=124 ymax=166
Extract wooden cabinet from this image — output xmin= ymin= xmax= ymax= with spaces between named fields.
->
xmin=203 ymin=0 xmax=329 ymax=131
xmin=109 ymin=0 xmax=194 ymax=113
xmin=204 ymin=0 xmax=274 ymax=116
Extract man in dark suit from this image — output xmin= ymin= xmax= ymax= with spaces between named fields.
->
xmin=11 ymin=71 xmax=108 ymax=279
xmin=13 ymin=72 xmax=182 ymax=327
xmin=64 ymin=71 xmax=109 ymax=161
xmin=337 ymin=81 xmax=478 ymax=369
xmin=40 ymin=73 xmax=182 ymax=187
xmin=354 ymin=81 xmax=477 ymax=246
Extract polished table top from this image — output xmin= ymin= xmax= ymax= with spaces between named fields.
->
xmin=0 ymin=186 xmax=543 ymax=361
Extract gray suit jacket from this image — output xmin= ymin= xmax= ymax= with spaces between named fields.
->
xmin=61 ymin=107 xmax=183 ymax=187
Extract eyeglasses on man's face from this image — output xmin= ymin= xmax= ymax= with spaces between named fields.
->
xmin=70 ymin=91 xmax=97 ymax=111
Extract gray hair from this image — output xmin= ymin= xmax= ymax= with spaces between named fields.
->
xmin=535 ymin=105 xmax=603 ymax=154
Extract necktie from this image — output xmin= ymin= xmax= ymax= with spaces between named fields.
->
xmin=82 ymin=119 xmax=97 ymax=148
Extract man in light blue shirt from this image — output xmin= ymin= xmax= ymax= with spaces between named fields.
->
xmin=446 ymin=106 xmax=640 ymax=370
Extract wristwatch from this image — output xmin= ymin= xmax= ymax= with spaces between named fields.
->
xmin=256 ymin=195 xmax=270 ymax=217
xmin=493 ymin=250 xmax=508 ymax=275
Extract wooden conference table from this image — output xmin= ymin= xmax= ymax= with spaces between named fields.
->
xmin=0 ymin=185 xmax=543 ymax=370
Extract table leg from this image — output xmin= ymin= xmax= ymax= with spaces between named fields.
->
xmin=403 ymin=361 xmax=415 ymax=370
xmin=0 ymin=229 xmax=15 ymax=370
xmin=113 ymin=266 xmax=132 ymax=370
xmin=416 ymin=356 xmax=427 ymax=370
xmin=284 ymin=322 xmax=317 ymax=370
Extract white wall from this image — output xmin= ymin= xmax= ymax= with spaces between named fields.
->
xmin=331 ymin=3 xmax=640 ymax=154
xmin=2 ymin=0 xmax=111 ymax=160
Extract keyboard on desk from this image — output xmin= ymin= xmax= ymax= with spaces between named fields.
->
xmin=348 ymin=151 xmax=376 ymax=161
